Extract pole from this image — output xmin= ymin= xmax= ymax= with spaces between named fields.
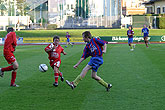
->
xmin=14 ymin=0 xmax=16 ymax=31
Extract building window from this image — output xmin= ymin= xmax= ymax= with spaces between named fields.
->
xmin=157 ymin=7 xmax=161 ymax=14
xmin=147 ymin=7 xmax=153 ymax=14
xmin=71 ymin=4 xmax=73 ymax=9
xmin=67 ymin=4 xmax=69 ymax=10
xmin=163 ymin=7 xmax=165 ymax=13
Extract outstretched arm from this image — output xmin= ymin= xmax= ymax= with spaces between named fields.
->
xmin=73 ymin=58 xmax=85 ymax=69
xmin=102 ymin=43 xmax=107 ymax=53
xmin=62 ymin=51 xmax=67 ymax=55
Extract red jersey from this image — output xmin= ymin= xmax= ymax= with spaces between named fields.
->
xmin=45 ymin=43 xmax=64 ymax=63
xmin=3 ymin=32 xmax=17 ymax=54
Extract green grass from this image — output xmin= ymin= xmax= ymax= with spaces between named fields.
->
xmin=0 ymin=44 xmax=165 ymax=110
xmin=0 ymin=29 xmax=165 ymax=38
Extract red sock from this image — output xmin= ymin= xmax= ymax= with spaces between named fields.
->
xmin=54 ymin=73 xmax=59 ymax=83
xmin=2 ymin=65 xmax=14 ymax=72
xmin=59 ymin=72 xmax=62 ymax=77
xmin=11 ymin=71 xmax=17 ymax=85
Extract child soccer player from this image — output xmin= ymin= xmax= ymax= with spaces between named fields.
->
xmin=45 ymin=36 xmax=67 ymax=87
xmin=141 ymin=24 xmax=149 ymax=48
xmin=0 ymin=27 xmax=19 ymax=87
xmin=65 ymin=32 xmax=73 ymax=47
xmin=127 ymin=25 xmax=135 ymax=51
xmin=66 ymin=31 xmax=112 ymax=92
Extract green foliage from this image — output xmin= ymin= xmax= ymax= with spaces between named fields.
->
xmin=145 ymin=14 xmax=152 ymax=16
xmin=38 ymin=18 xmax=46 ymax=24
xmin=159 ymin=17 xmax=165 ymax=29
xmin=47 ymin=24 xmax=58 ymax=30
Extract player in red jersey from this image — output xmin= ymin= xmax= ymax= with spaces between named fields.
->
xmin=45 ymin=36 xmax=67 ymax=87
xmin=0 ymin=27 xmax=19 ymax=87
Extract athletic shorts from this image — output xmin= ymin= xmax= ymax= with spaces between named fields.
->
xmin=88 ymin=57 xmax=103 ymax=72
xmin=128 ymin=38 xmax=133 ymax=44
xmin=4 ymin=53 xmax=16 ymax=64
xmin=67 ymin=38 xmax=70 ymax=42
xmin=50 ymin=60 xmax=61 ymax=68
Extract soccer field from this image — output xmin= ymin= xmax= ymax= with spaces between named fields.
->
xmin=0 ymin=44 xmax=165 ymax=110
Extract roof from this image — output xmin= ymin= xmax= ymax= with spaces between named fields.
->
xmin=143 ymin=0 xmax=164 ymax=5
xmin=26 ymin=0 xmax=48 ymax=9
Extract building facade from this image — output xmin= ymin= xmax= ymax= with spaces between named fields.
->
xmin=122 ymin=0 xmax=149 ymax=15
xmin=48 ymin=0 xmax=121 ymax=28
xmin=144 ymin=0 xmax=165 ymax=14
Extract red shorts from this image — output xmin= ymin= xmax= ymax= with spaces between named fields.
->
xmin=4 ymin=53 xmax=16 ymax=64
xmin=50 ymin=60 xmax=61 ymax=68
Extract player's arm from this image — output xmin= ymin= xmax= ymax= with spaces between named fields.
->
xmin=74 ymin=46 xmax=89 ymax=69
xmin=45 ymin=44 xmax=54 ymax=53
xmin=73 ymin=58 xmax=85 ymax=69
xmin=13 ymin=33 xmax=17 ymax=46
xmin=132 ymin=31 xmax=134 ymax=35
xmin=148 ymin=28 xmax=149 ymax=36
xmin=12 ymin=33 xmax=17 ymax=51
xmin=102 ymin=43 xmax=107 ymax=53
xmin=141 ymin=29 xmax=143 ymax=36
xmin=62 ymin=50 xmax=67 ymax=55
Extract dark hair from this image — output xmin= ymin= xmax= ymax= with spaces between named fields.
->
xmin=53 ymin=36 xmax=60 ymax=42
xmin=7 ymin=27 xmax=14 ymax=33
xmin=128 ymin=25 xmax=133 ymax=30
xmin=82 ymin=31 xmax=92 ymax=39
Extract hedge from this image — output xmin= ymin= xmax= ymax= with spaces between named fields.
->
xmin=159 ymin=17 xmax=165 ymax=29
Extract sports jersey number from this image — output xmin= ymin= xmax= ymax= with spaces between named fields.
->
xmin=51 ymin=52 xmax=59 ymax=58
xmin=90 ymin=44 xmax=97 ymax=53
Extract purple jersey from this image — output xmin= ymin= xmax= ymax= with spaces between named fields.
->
xmin=81 ymin=38 xmax=107 ymax=59
xmin=66 ymin=35 xmax=71 ymax=39
xmin=127 ymin=30 xmax=134 ymax=38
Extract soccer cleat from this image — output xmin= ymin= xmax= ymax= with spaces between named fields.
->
xmin=130 ymin=49 xmax=134 ymax=51
xmin=106 ymin=84 xmax=112 ymax=92
xmin=0 ymin=68 xmax=4 ymax=77
xmin=60 ymin=72 xmax=64 ymax=82
xmin=10 ymin=83 xmax=19 ymax=87
xmin=133 ymin=44 xmax=136 ymax=48
xmin=53 ymin=82 xmax=58 ymax=87
xmin=61 ymin=76 xmax=64 ymax=82
xmin=66 ymin=80 xmax=75 ymax=90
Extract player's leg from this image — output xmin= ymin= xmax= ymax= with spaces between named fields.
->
xmin=144 ymin=37 xmax=149 ymax=47
xmin=10 ymin=61 xmax=19 ymax=87
xmin=91 ymin=71 xmax=112 ymax=91
xmin=53 ymin=66 xmax=59 ymax=87
xmin=129 ymin=38 xmax=134 ymax=51
xmin=65 ymin=41 xmax=68 ymax=48
xmin=74 ymin=64 xmax=92 ymax=85
xmin=1 ymin=54 xmax=16 ymax=75
xmin=69 ymin=42 xmax=73 ymax=47
xmin=58 ymin=70 xmax=64 ymax=82
xmin=66 ymin=64 xmax=92 ymax=89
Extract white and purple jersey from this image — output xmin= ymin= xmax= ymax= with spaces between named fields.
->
xmin=142 ymin=28 xmax=149 ymax=37
xmin=81 ymin=38 xmax=108 ymax=59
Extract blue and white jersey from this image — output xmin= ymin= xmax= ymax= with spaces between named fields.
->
xmin=142 ymin=28 xmax=149 ymax=37
xmin=81 ymin=38 xmax=107 ymax=59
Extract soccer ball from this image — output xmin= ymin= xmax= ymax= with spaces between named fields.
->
xmin=39 ymin=64 xmax=48 ymax=72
